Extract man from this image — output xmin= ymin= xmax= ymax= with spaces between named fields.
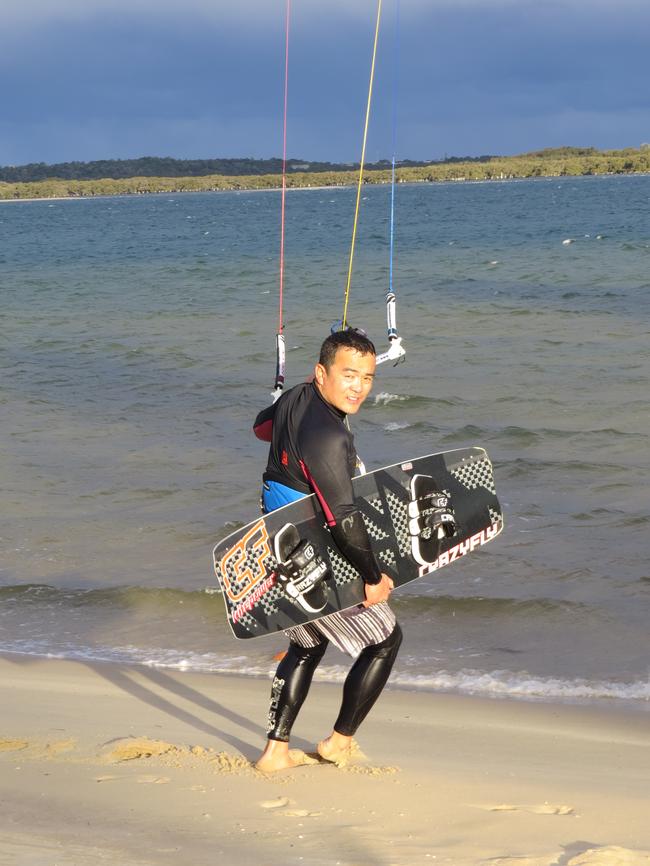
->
xmin=253 ymin=329 xmax=402 ymax=772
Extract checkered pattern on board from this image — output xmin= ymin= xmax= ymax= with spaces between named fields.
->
xmin=361 ymin=513 xmax=390 ymax=542
xmin=257 ymin=577 xmax=285 ymax=617
xmin=489 ymin=506 xmax=502 ymax=525
xmin=450 ymin=455 xmax=495 ymax=493
xmin=327 ymin=546 xmax=361 ymax=587
xmin=368 ymin=496 xmax=385 ymax=516
xmin=378 ymin=548 xmax=397 ymax=567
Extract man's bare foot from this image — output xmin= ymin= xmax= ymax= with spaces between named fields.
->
xmin=255 ymin=740 xmax=314 ymax=773
xmin=317 ymin=731 xmax=354 ymax=765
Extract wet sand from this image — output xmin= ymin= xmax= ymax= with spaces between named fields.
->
xmin=1 ymin=653 xmax=648 ymax=866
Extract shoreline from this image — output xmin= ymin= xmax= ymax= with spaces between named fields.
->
xmin=2 ymin=653 xmax=649 ymax=865
xmin=0 ymin=185 xmax=347 ymax=204
xmin=2 ymin=170 xmax=650 ymax=205
xmin=2 ymin=644 xmax=649 ymax=715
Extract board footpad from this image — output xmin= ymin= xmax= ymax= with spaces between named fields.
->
xmin=409 ymin=474 xmax=457 ymax=565
xmin=273 ymin=523 xmax=330 ymax=614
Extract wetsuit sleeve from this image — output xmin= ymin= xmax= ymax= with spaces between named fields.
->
xmin=330 ymin=512 xmax=382 ymax=585
xmin=299 ymin=427 xmax=382 ymax=585
xmin=253 ymin=402 xmax=276 ymax=442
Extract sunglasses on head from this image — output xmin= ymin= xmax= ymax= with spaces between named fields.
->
xmin=330 ymin=321 xmax=368 ymax=337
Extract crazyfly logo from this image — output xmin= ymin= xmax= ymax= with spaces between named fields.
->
xmin=417 ymin=520 xmax=503 ymax=577
xmin=219 ymin=519 xmax=271 ymax=602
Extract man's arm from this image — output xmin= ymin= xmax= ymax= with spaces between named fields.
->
xmin=299 ymin=426 xmax=390 ymax=600
xmin=332 ymin=512 xmax=393 ymax=604
xmin=253 ymin=402 xmax=276 ymax=442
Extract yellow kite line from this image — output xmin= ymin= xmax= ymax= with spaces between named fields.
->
xmin=342 ymin=0 xmax=382 ymax=330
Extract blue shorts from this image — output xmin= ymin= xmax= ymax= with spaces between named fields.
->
xmin=262 ymin=479 xmax=306 ymax=513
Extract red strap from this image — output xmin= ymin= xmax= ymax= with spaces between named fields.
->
xmin=299 ymin=460 xmax=336 ymax=527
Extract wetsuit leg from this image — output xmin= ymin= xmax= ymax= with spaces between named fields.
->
xmin=333 ymin=623 xmax=403 ymax=737
xmin=266 ymin=639 xmax=329 ymax=742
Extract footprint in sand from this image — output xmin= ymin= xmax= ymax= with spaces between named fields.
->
xmin=260 ymin=797 xmax=291 ymax=810
xmin=490 ymin=857 xmax=557 ymax=866
xmin=44 ymin=739 xmax=76 ymax=757
xmin=101 ymin=737 xmax=176 ymax=763
xmin=567 ymin=846 xmax=650 ymax=865
xmin=94 ymin=773 xmax=170 ymax=784
xmin=0 ymin=739 xmax=29 ymax=753
xmin=338 ymin=764 xmax=400 ymax=776
xmin=136 ymin=775 xmax=171 ymax=784
xmin=480 ymin=803 xmax=574 ymax=815
xmin=259 ymin=797 xmax=320 ymax=818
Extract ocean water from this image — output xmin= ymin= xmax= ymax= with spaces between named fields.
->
xmin=1 ymin=176 xmax=648 ymax=708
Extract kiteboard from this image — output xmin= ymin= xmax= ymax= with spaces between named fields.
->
xmin=212 ymin=446 xmax=503 ymax=640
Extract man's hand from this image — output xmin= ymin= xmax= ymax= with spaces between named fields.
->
xmin=363 ymin=573 xmax=394 ymax=607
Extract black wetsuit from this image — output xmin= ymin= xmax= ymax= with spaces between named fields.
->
xmin=254 ymin=381 xmax=381 ymax=585
xmin=254 ymin=380 xmax=402 ymax=743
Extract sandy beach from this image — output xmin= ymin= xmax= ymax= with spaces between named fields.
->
xmin=1 ymin=653 xmax=648 ymax=866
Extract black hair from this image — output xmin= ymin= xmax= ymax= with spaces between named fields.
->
xmin=319 ymin=328 xmax=376 ymax=369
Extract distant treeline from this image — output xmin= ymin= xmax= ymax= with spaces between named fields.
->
xmin=0 ymin=154 xmax=492 ymax=184
xmin=1 ymin=146 xmax=649 ymax=201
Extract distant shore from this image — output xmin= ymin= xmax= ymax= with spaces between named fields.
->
xmin=0 ymin=195 xmax=76 ymax=204
xmin=2 ymin=145 xmax=650 ymax=202
xmin=0 ymin=186 xmax=339 ymax=204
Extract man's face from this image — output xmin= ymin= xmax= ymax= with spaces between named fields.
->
xmin=314 ymin=347 xmax=376 ymax=415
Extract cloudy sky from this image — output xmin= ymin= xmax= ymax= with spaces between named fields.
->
xmin=2 ymin=0 xmax=649 ymax=166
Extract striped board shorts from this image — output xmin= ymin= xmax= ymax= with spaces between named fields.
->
xmin=285 ymin=601 xmax=396 ymax=658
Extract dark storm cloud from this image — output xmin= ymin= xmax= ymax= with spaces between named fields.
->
xmin=396 ymin=1 xmax=650 ymax=155
xmin=2 ymin=0 xmax=649 ymax=164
